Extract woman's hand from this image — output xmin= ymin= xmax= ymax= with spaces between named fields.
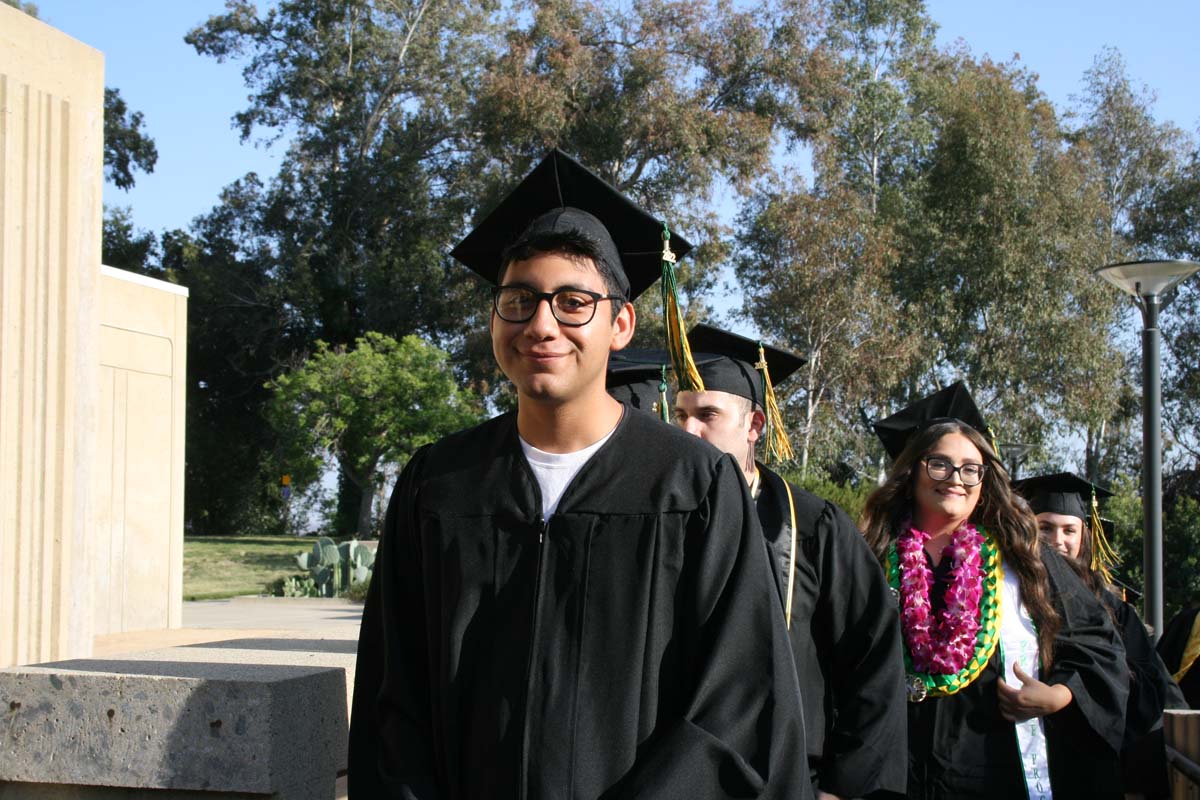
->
xmin=996 ymin=662 xmax=1073 ymax=722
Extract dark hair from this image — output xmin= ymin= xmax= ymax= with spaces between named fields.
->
xmin=499 ymin=229 xmax=627 ymax=320
xmin=1053 ymin=519 xmax=1122 ymax=621
xmin=861 ymin=420 xmax=1062 ymax=666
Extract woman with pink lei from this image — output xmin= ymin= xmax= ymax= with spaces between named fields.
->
xmin=863 ymin=383 xmax=1128 ymax=800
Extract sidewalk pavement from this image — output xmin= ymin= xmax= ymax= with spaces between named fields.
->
xmin=92 ymin=596 xmax=366 ymax=800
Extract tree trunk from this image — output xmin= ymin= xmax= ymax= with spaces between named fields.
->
xmin=357 ymin=485 xmax=374 ymax=541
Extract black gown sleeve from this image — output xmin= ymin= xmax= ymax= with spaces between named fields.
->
xmin=349 ymin=447 xmax=438 ymax=799
xmin=1040 ymin=550 xmax=1129 ymax=756
xmin=608 ymin=455 xmax=812 ymax=800
xmin=1110 ymin=596 xmax=1186 ymax=737
xmin=809 ymin=501 xmax=907 ymax=798
xmin=1108 ymin=596 xmax=1186 ymax=795
xmin=347 ymin=554 xmax=385 ymax=798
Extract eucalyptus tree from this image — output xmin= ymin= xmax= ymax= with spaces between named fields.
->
xmin=896 ymin=54 xmax=1125 ymax=457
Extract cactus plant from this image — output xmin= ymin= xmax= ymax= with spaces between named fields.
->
xmin=291 ymin=536 xmax=373 ymax=597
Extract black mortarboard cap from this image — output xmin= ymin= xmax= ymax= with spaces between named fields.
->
xmin=450 ymin=149 xmax=693 ymax=300
xmin=685 ymin=323 xmax=805 ymax=462
xmin=1013 ymin=472 xmax=1114 ymax=521
xmin=606 ymin=349 xmax=673 ymax=420
xmin=686 ymin=324 xmax=805 ymax=408
xmin=873 ymin=381 xmax=990 ymax=461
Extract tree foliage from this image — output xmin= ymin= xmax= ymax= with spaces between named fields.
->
xmin=895 ymin=55 xmax=1125 ymax=450
xmin=1106 ymin=473 xmax=1200 ymax=623
xmin=735 ymin=183 xmax=917 ymax=478
xmin=104 ymin=88 xmax=159 ymax=191
xmin=267 ymin=333 xmax=483 ymax=538
xmin=143 ymin=0 xmax=1200 ymax=530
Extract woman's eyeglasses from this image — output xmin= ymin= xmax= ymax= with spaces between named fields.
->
xmin=922 ymin=456 xmax=987 ymax=487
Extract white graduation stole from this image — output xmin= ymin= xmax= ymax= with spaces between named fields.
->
xmin=999 ymin=564 xmax=1053 ymax=800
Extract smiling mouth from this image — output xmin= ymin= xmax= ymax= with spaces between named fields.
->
xmin=521 ymin=351 xmax=568 ymax=365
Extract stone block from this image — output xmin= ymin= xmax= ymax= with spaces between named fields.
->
xmin=0 ymin=655 xmax=347 ymax=800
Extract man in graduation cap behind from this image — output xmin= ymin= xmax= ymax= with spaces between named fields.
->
xmin=349 ymin=151 xmax=811 ymax=799
xmin=606 ymin=348 xmax=675 ymax=420
xmin=674 ymin=323 xmax=907 ymax=800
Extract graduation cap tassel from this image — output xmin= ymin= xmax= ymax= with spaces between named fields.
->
xmin=661 ymin=226 xmax=704 ymax=392
xmin=658 ymin=364 xmax=670 ymax=424
xmin=1089 ymin=489 xmax=1120 ymax=582
xmin=757 ymin=342 xmax=794 ymax=463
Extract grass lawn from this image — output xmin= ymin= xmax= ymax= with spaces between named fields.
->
xmin=184 ymin=535 xmax=311 ymax=600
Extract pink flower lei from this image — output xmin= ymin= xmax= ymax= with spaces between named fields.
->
xmin=897 ymin=520 xmax=985 ymax=674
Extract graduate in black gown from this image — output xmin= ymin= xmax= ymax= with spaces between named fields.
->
xmin=1014 ymin=472 xmax=1187 ymax=798
xmin=674 ymin=323 xmax=907 ymax=800
xmin=348 ymin=149 xmax=812 ymax=799
xmin=864 ymin=384 xmax=1129 ymax=800
xmin=605 ymin=348 xmax=674 ymax=420
xmin=1158 ymin=604 xmax=1200 ymax=708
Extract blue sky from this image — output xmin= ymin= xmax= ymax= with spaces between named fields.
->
xmin=33 ymin=0 xmax=1200 ymax=238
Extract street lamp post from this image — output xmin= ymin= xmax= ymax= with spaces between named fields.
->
xmin=997 ymin=442 xmax=1033 ymax=480
xmin=1094 ymin=259 xmax=1200 ymax=641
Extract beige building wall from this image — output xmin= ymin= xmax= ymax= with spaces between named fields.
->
xmin=94 ymin=267 xmax=187 ymax=635
xmin=0 ymin=5 xmax=104 ymax=668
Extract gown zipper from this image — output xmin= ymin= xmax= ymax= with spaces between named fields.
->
xmin=519 ymin=513 xmax=549 ymax=799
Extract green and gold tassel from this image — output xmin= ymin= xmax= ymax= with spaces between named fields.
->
xmin=661 ymin=225 xmax=704 ymax=392
xmin=1090 ymin=489 xmax=1120 ymax=583
xmin=657 ymin=364 xmax=670 ymax=424
xmin=757 ymin=342 xmax=794 ymax=463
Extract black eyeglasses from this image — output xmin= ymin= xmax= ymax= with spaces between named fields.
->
xmin=922 ymin=456 xmax=987 ymax=487
xmin=491 ymin=285 xmax=624 ymax=327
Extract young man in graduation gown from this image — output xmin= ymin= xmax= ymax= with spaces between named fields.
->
xmin=673 ymin=323 xmax=907 ymax=800
xmin=348 ymin=150 xmax=812 ymax=799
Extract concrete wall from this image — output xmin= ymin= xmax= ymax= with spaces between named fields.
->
xmin=94 ymin=267 xmax=188 ymax=635
xmin=0 ymin=4 xmax=104 ymax=668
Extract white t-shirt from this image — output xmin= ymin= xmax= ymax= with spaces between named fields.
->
xmin=519 ymin=427 xmax=616 ymax=518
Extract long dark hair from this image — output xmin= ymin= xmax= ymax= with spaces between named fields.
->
xmin=862 ymin=420 xmax=1062 ymax=666
xmin=1056 ymin=520 xmax=1122 ymax=618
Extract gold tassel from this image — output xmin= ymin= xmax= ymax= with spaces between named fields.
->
xmin=1089 ymin=489 xmax=1120 ymax=583
xmin=757 ymin=342 xmax=794 ymax=463
xmin=986 ymin=426 xmax=1001 ymax=462
xmin=658 ymin=364 xmax=670 ymax=424
xmin=661 ymin=226 xmax=704 ymax=392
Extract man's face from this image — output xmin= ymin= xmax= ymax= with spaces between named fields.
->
xmin=491 ymin=252 xmax=634 ymax=405
xmin=674 ymin=389 xmax=762 ymax=467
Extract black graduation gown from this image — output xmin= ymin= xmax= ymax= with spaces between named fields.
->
xmin=755 ymin=466 xmax=907 ymax=798
xmin=349 ymin=409 xmax=812 ymax=800
xmin=904 ymin=548 xmax=1128 ymax=800
xmin=1103 ymin=593 xmax=1187 ymax=796
xmin=1157 ymin=605 xmax=1200 ymax=708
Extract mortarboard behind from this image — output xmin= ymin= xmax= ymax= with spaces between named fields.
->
xmin=1014 ymin=471 xmax=1119 ymax=579
xmin=1013 ymin=472 xmax=1113 ymax=521
xmin=450 ymin=149 xmax=705 ymax=385
xmin=607 ymin=349 xmax=674 ymax=421
xmin=685 ymin=323 xmax=806 ymax=463
xmin=872 ymin=381 xmax=991 ymax=462
xmin=687 ymin=324 xmax=806 ymax=408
